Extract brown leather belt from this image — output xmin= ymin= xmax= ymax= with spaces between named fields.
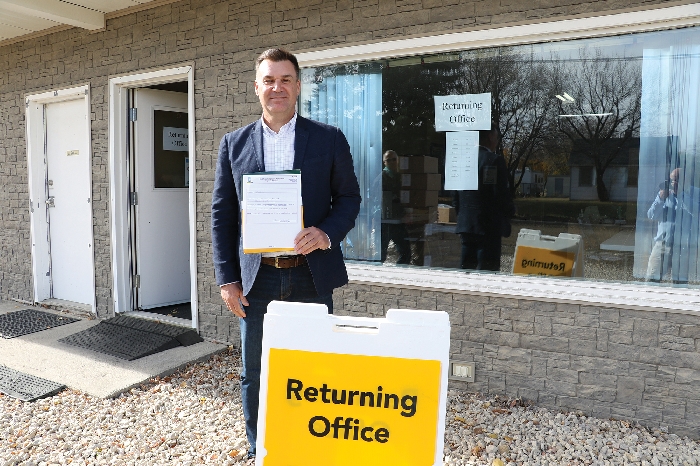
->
xmin=261 ymin=255 xmax=306 ymax=269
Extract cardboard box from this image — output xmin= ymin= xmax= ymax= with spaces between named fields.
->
xmin=399 ymin=156 xmax=438 ymax=174
xmin=437 ymin=205 xmax=456 ymax=223
xmin=401 ymin=173 xmax=442 ymax=191
xmin=404 ymin=206 xmax=438 ymax=224
xmin=400 ymin=189 xmax=438 ymax=208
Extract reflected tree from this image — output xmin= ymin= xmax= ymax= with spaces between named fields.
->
xmin=382 ymin=48 xmax=561 ymax=196
xmin=555 ymin=48 xmax=642 ymax=201
xmin=382 ymin=57 xmax=455 ymax=156
xmin=457 ymin=49 xmax=559 ymax=196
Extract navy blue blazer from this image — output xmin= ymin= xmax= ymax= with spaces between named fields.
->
xmin=454 ymin=147 xmax=514 ymax=237
xmin=211 ymin=115 xmax=361 ymax=297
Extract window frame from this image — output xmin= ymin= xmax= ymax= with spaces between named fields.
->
xmin=295 ymin=4 xmax=700 ymax=314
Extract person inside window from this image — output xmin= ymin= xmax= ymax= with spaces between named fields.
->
xmin=380 ymin=150 xmax=411 ymax=264
xmin=645 ymin=167 xmax=693 ymax=283
xmin=454 ymin=123 xmax=514 ymax=271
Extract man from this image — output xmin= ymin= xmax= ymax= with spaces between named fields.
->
xmin=380 ymin=150 xmax=411 ymax=264
xmin=211 ymin=48 xmax=361 ymax=459
xmin=646 ymin=167 xmax=692 ymax=282
xmin=454 ymin=122 xmax=514 ymax=271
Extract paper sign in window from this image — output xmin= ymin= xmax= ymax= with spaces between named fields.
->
xmin=163 ymin=127 xmax=188 ymax=152
xmin=444 ymin=131 xmax=479 ymax=191
xmin=434 ymin=93 xmax=492 ymax=132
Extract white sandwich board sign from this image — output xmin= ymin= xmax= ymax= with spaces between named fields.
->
xmin=256 ymin=302 xmax=450 ymax=465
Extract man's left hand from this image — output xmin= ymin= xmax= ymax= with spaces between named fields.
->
xmin=294 ymin=227 xmax=330 ymax=254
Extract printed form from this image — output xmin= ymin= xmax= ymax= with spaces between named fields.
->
xmin=242 ymin=170 xmax=303 ymax=253
xmin=444 ymin=131 xmax=479 ymax=191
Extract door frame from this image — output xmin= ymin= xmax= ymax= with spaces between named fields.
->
xmin=25 ymin=84 xmax=97 ymax=314
xmin=108 ymin=65 xmax=198 ymax=329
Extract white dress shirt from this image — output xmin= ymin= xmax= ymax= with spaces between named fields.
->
xmin=261 ymin=114 xmax=297 ymax=258
xmin=262 ymin=113 xmax=296 ymax=172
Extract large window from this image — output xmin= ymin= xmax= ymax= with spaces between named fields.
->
xmin=299 ymin=26 xmax=700 ymax=288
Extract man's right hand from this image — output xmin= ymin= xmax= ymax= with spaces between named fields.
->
xmin=221 ymin=282 xmax=249 ymax=318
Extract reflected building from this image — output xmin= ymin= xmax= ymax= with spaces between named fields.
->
xmin=568 ymin=138 xmax=640 ymax=202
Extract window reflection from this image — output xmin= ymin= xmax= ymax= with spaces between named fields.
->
xmin=299 ymin=26 xmax=700 ymax=288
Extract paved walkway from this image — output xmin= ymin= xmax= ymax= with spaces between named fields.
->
xmin=0 ymin=300 xmax=226 ymax=398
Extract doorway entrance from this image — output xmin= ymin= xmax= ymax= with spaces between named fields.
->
xmin=109 ymin=66 xmax=197 ymax=328
xmin=26 ymin=85 xmax=96 ymax=313
xmin=131 ymin=88 xmax=191 ymax=317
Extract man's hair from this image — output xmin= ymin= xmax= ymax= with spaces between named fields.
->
xmin=255 ymin=48 xmax=300 ymax=80
xmin=479 ymin=121 xmax=499 ymax=146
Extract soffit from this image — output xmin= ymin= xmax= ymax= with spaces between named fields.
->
xmin=0 ymin=0 xmax=147 ymax=42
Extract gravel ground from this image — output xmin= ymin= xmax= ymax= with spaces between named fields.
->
xmin=2 ymin=348 xmax=699 ymax=465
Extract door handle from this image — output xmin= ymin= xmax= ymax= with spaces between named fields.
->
xmin=47 ymin=197 xmax=55 ymax=207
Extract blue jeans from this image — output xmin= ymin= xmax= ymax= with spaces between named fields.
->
xmin=239 ymin=263 xmax=333 ymax=456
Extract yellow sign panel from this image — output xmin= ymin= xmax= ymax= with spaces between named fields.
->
xmin=263 ymin=349 xmax=441 ymax=465
xmin=513 ymin=245 xmax=576 ymax=277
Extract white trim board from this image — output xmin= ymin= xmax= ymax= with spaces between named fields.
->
xmin=296 ymin=3 xmax=700 ymax=67
xmin=25 ymin=84 xmax=97 ymax=315
xmin=108 ymin=65 xmax=198 ymax=330
xmin=346 ymin=263 xmax=700 ymax=316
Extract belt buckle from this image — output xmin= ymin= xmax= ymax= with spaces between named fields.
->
xmin=274 ymin=256 xmax=283 ymax=268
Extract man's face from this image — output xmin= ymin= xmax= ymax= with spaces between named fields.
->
xmin=383 ymin=152 xmax=399 ymax=172
xmin=255 ymin=59 xmax=300 ymax=122
xmin=670 ymin=169 xmax=680 ymax=194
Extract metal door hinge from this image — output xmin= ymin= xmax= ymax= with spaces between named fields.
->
xmin=133 ymin=275 xmax=140 ymax=288
xmin=129 ymin=108 xmax=137 ymax=121
xmin=129 ymin=192 xmax=138 ymax=205
xmin=46 ymin=196 xmax=55 ymax=207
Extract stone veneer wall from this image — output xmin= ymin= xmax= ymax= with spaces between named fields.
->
xmin=329 ymin=283 xmax=700 ymax=438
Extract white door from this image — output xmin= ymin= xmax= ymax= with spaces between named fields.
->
xmin=134 ymin=89 xmax=190 ymax=309
xmin=45 ymin=99 xmax=94 ymax=305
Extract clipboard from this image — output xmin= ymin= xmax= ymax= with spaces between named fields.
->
xmin=242 ymin=170 xmax=304 ymax=253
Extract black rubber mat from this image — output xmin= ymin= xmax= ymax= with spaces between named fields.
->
xmin=58 ymin=315 xmax=203 ymax=361
xmin=0 ymin=365 xmax=65 ymax=401
xmin=106 ymin=315 xmax=203 ymax=346
xmin=0 ymin=309 xmax=78 ymax=339
xmin=147 ymin=302 xmax=192 ymax=320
